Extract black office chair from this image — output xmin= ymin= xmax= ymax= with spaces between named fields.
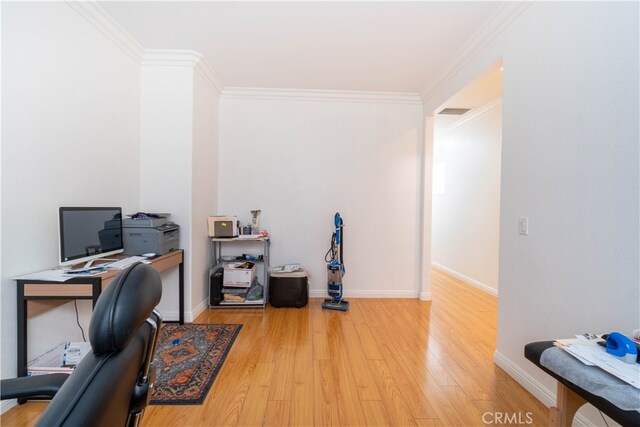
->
xmin=1 ymin=262 xmax=163 ymax=427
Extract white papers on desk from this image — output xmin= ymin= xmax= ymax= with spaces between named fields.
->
xmin=14 ymin=267 xmax=107 ymax=281
xmin=12 ymin=269 xmax=69 ymax=282
xmin=237 ymin=234 xmax=263 ymax=240
xmin=563 ymin=343 xmax=640 ymax=388
xmin=554 ymin=339 xmax=596 ymax=366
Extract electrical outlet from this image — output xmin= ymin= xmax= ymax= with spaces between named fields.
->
xmin=518 ymin=217 xmax=529 ymax=236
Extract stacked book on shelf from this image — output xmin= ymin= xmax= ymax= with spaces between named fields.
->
xmin=221 ymin=279 xmax=263 ymax=304
xmin=222 ymin=286 xmax=249 ymax=303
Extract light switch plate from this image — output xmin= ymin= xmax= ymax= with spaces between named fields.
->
xmin=518 ymin=217 xmax=529 ymax=235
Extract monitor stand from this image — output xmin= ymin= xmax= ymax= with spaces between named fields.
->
xmin=83 ymin=258 xmax=117 ymax=269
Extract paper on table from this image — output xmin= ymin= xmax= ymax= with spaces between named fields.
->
xmin=13 ymin=269 xmax=69 ymax=282
xmin=564 ymin=343 xmax=640 ymax=388
xmin=554 ymin=335 xmax=607 ymax=366
xmin=554 ymin=340 xmax=596 ymax=366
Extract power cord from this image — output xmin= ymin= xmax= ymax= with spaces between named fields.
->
xmin=324 ymin=232 xmax=338 ymax=262
xmin=74 ymin=300 xmax=87 ymax=342
xmin=599 ymin=410 xmax=610 ymax=427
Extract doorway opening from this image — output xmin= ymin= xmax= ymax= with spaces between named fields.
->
xmin=430 ymin=61 xmax=503 ymax=297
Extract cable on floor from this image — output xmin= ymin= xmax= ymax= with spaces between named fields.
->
xmin=74 ymin=300 xmax=87 ymax=342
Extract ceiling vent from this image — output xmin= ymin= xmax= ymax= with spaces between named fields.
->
xmin=438 ymin=108 xmax=471 ymax=115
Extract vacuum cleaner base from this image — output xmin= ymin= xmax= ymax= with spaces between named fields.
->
xmin=322 ymin=298 xmax=349 ymax=311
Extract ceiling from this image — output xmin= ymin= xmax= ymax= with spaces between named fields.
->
xmin=99 ymin=1 xmax=504 ymax=93
xmin=440 ymin=62 xmax=502 ymax=110
xmin=434 ymin=61 xmax=502 ymax=132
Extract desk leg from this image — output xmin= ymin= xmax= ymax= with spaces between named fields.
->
xmin=550 ymin=382 xmax=586 ymax=426
xmin=17 ymin=283 xmax=27 ymax=377
xmin=16 ymin=282 xmax=27 ymax=404
xmin=92 ymin=280 xmax=102 ymax=308
xmin=179 ymin=259 xmax=184 ymax=325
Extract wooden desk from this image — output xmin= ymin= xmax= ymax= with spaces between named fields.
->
xmin=15 ymin=250 xmax=184 ymax=378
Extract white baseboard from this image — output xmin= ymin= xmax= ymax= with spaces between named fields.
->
xmin=162 ymin=299 xmax=209 ymax=323
xmin=418 ymin=291 xmax=432 ymax=301
xmin=191 ymin=299 xmax=209 ymax=322
xmin=309 ymin=289 xmax=418 ymax=298
xmin=493 ymin=350 xmax=596 ymax=427
xmin=159 ymin=310 xmax=181 ymax=323
xmin=493 ymin=350 xmax=555 ymax=407
xmin=431 ymin=262 xmax=498 ymax=296
xmin=1 ymin=399 xmax=17 ymax=415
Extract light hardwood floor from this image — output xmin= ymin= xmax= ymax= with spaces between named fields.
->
xmin=1 ymin=269 xmax=549 ymax=426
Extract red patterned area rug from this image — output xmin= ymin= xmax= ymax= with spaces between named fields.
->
xmin=150 ymin=323 xmax=242 ymax=405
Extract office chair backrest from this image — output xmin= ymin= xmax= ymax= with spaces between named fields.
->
xmin=36 ymin=263 xmax=162 ymax=427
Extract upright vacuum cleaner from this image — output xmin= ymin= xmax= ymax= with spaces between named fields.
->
xmin=322 ymin=212 xmax=349 ymax=311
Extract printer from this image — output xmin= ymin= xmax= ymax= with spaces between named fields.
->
xmin=122 ymin=213 xmax=180 ymax=256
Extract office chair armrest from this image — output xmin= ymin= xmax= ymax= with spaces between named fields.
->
xmin=0 ymin=374 xmax=70 ymax=400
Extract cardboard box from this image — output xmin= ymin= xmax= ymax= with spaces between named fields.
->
xmin=27 ymin=342 xmax=91 ymax=376
xmin=223 ymin=262 xmax=255 ymax=287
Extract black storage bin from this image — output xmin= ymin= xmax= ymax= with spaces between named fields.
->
xmin=209 ymin=267 xmax=224 ymax=306
xmin=269 ymin=270 xmax=308 ymax=308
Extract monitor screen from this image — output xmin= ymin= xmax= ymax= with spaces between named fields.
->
xmin=58 ymin=207 xmax=124 ymax=266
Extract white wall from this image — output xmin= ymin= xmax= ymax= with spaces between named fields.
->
xmin=191 ymin=70 xmax=220 ymax=314
xmin=140 ymin=53 xmax=221 ymax=321
xmin=432 ymin=102 xmax=502 ymax=293
xmin=0 ymin=9 xmax=221 ymax=417
xmin=424 ymin=2 xmax=639 ymax=423
xmin=219 ymin=94 xmax=423 ymax=297
xmin=419 ymin=115 xmax=434 ymax=301
xmin=1 ymin=0 xmax=140 ymax=385
xmin=140 ymin=62 xmax=194 ymax=320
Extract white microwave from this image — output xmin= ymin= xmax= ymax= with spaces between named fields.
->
xmin=207 ymin=215 xmax=238 ymax=238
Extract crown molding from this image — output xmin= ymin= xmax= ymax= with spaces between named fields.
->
xmin=141 ymin=49 xmax=203 ymax=67
xmin=194 ymin=58 xmax=224 ymax=97
xmin=141 ymin=50 xmax=224 ymax=96
xmin=221 ymin=87 xmax=422 ymax=105
xmin=67 ymin=2 xmax=224 ymax=96
xmin=419 ymin=1 xmax=533 ymax=104
xmin=435 ymin=97 xmax=502 ymax=143
xmin=65 ymin=1 xmax=144 ymax=62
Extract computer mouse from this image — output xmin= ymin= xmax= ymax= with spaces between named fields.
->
xmin=143 ymin=253 xmax=156 ymax=258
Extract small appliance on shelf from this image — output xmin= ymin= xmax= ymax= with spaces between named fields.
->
xmin=207 ymin=215 xmax=238 ymax=238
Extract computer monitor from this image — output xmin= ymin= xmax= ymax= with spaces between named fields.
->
xmin=58 ymin=207 xmax=124 ymax=267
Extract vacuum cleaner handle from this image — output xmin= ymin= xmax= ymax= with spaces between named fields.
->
xmin=334 ymin=212 xmax=344 ymax=266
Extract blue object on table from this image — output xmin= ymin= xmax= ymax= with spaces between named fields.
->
xmin=606 ymin=332 xmax=638 ymax=364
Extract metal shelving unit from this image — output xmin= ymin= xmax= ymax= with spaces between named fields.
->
xmin=209 ymin=236 xmax=270 ymax=308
